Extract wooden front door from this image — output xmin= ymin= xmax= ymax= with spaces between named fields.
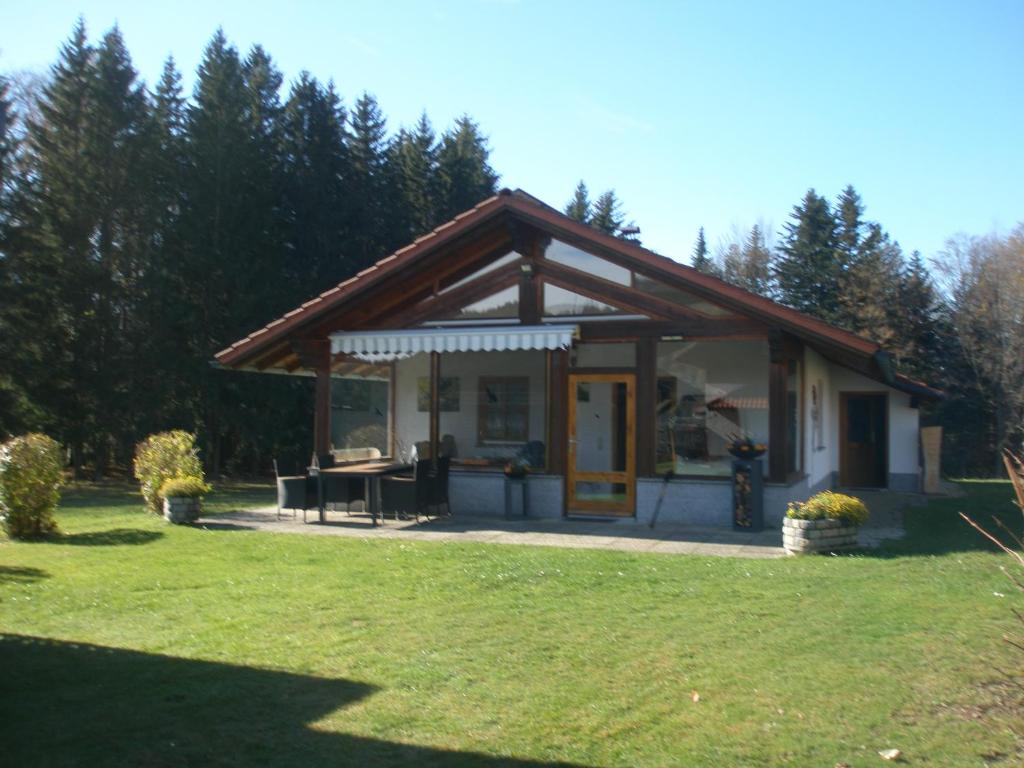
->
xmin=567 ymin=373 xmax=636 ymax=516
xmin=840 ymin=393 xmax=887 ymax=488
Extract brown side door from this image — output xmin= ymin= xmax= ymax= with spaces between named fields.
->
xmin=840 ymin=393 xmax=887 ymax=487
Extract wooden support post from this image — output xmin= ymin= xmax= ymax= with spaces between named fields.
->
xmin=519 ymin=262 xmax=539 ymax=324
xmin=768 ymin=330 xmax=800 ymax=483
xmin=314 ymin=364 xmax=332 ymax=458
xmin=768 ymin=361 xmax=788 ymax=483
xmin=636 ymin=336 xmax=656 ymax=477
xmin=547 ymin=349 xmax=568 ymax=475
xmin=429 ymin=351 xmax=441 ymax=467
xmin=292 ymin=339 xmax=332 ymax=459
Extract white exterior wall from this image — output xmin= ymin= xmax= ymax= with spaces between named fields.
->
xmin=803 ymin=347 xmax=835 ymax=490
xmin=827 ymin=365 xmax=921 ymax=490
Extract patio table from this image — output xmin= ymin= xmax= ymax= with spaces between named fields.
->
xmin=317 ymin=461 xmax=411 ymax=526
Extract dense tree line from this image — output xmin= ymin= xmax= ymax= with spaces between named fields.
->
xmin=696 ymin=186 xmax=1023 ymax=476
xmin=0 ymin=21 xmax=498 ymax=476
xmin=2 ymin=22 xmax=1018 ymax=479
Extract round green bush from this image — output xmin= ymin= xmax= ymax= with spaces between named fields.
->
xmin=133 ymin=431 xmax=204 ymax=513
xmin=786 ymin=491 xmax=870 ymax=526
xmin=160 ymin=476 xmax=211 ymax=499
xmin=0 ymin=433 xmax=65 ymax=539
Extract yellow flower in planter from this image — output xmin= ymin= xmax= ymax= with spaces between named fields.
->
xmin=787 ymin=491 xmax=869 ymax=526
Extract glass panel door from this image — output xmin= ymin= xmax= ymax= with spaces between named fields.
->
xmin=567 ymin=373 xmax=635 ymax=516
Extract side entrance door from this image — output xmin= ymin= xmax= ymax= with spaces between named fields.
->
xmin=840 ymin=392 xmax=887 ymax=487
xmin=567 ymin=373 xmax=636 ymax=516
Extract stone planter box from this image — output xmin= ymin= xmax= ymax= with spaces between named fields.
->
xmin=163 ymin=496 xmax=201 ymax=524
xmin=782 ymin=517 xmax=860 ymax=555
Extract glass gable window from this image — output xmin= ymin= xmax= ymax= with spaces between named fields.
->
xmin=634 ymin=274 xmax=736 ymax=317
xmin=543 ymin=285 xmax=623 ymax=316
xmin=443 ymin=285 xmax=519 ymax=320
xmin=438 ymin=251 xmax=521 ymax=294
xmin=655 ymin=340 xmax=769 ymax=477
xmin=544 ymin=239 xmax=631 ymax=285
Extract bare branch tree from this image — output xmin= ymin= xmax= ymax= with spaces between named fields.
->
xmin=935 ymin=226 xmax=1024 ymax=470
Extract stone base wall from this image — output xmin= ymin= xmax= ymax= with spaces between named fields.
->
xmin=449 ymin=472 xmax=563 ymax=519
xmin=163 ymin=496 xmax=201 ymax=524
xmin=782 ymin=517 xmax=859 ymax=554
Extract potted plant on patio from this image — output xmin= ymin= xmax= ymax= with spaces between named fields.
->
xmin=160 ymin=476 xmax=211 ymax=524
xmin=782 ymin=491 xmax=869 ymax=555
xmin=503 ymin=458 xmax=529 ymax=518
xmin=727 ymin=434 xmax=766 ymax=460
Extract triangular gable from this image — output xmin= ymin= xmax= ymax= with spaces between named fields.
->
xmin=216 ymin=187 xmax=939 ymax=398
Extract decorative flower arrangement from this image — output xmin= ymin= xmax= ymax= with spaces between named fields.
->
xmin=727 ymin=434 xmax=767 ymax=459
xmin=786 ymin=491 xmax=869 ymax=526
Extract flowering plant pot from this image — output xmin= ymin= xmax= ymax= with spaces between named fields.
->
xmin=728 ymin=445 xmax=766 ymax=460
xmin=727 ymin=436 xmax=766 ymax=460
xmin=782 ymin=517 xmax=860 ymax=555
xmin=503 ymin=463 xmax=528 ymax=479
xmin=163 ymin=496 xmax=201 ymax=524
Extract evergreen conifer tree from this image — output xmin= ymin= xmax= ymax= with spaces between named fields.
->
xmin=892 ymin=250 xmax=941 ymax=377
xmin=348 ymin=92 xmax=389 ymax=269
xmin=280 ymin=72 xmax=350 ymax=291
xmin=435 ymin=115 xmax=499 ymax=222
xmin=180 ymin=29 xmax=257 ymax=472
xmin=87 ymin=25 xmax=155 ymax=472
xmin=27 ymin=19 xmax=103 ymax=472
xmin=388 ymin=112 xmax=438 ymax=243
xmin=774 ymin=189 xmax=838 ymax=320
xmin=590 ymin=190 xmax=624 ymax=235
xmin=837 ymin=224 xmax=904 ymax=346
xmin=833 ymin=184 xmax=864 ymax=272
xmin=565 ymin=180 xmax=590 ymax=223
xmin=0 ymin=74 xmax=35 ymax=435
xmin=135 ymin=57 xmax=191 ymax=436
xmin=691 ymin=226 xmax=716 ymax=273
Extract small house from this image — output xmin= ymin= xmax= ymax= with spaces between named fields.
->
xmin=215 ymin=190 xmax=941 ymax=526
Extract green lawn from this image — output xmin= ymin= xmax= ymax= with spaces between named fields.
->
xmin=1 ymin=481 xmax=1021 ymax=766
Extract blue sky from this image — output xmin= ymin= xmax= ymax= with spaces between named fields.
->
xmin=3 ymin=1 xmax=1022 ymax=264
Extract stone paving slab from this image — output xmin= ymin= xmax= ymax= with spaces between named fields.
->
xmin=198 ymin=507 xmax=788 ymax=559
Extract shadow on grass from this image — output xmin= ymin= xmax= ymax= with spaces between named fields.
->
xmin=0 ymin=634 xmax=593 ymax=768
xmin=866 ymin=481 xmax=1022 ymax=558
xmin=0 ymin=565 xmax=49 ymax=584
xmin=56 ymin=528 xmax=165 ymax=547
xmin=59 ymin=481 xmax=144 ymax=510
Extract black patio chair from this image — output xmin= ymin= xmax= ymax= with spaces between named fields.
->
xmin=274 ymin=459 xmax=318 ymax=522
xmin=316 ymin=453 xmax=366 ymax=517
xmin=380 ymin=459 xmax=433 ymax=521
xmin=517 ymin=440 xmax=546 ymax=470
xmin=429 ymin=455 xmax=452 ymax=517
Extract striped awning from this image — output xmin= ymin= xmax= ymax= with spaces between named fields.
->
xmin=330 ymin=324 xmax=578 ymax=362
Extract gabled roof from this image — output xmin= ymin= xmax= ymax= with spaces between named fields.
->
xmin=215 ymin=188 xmax=941 ymax=399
